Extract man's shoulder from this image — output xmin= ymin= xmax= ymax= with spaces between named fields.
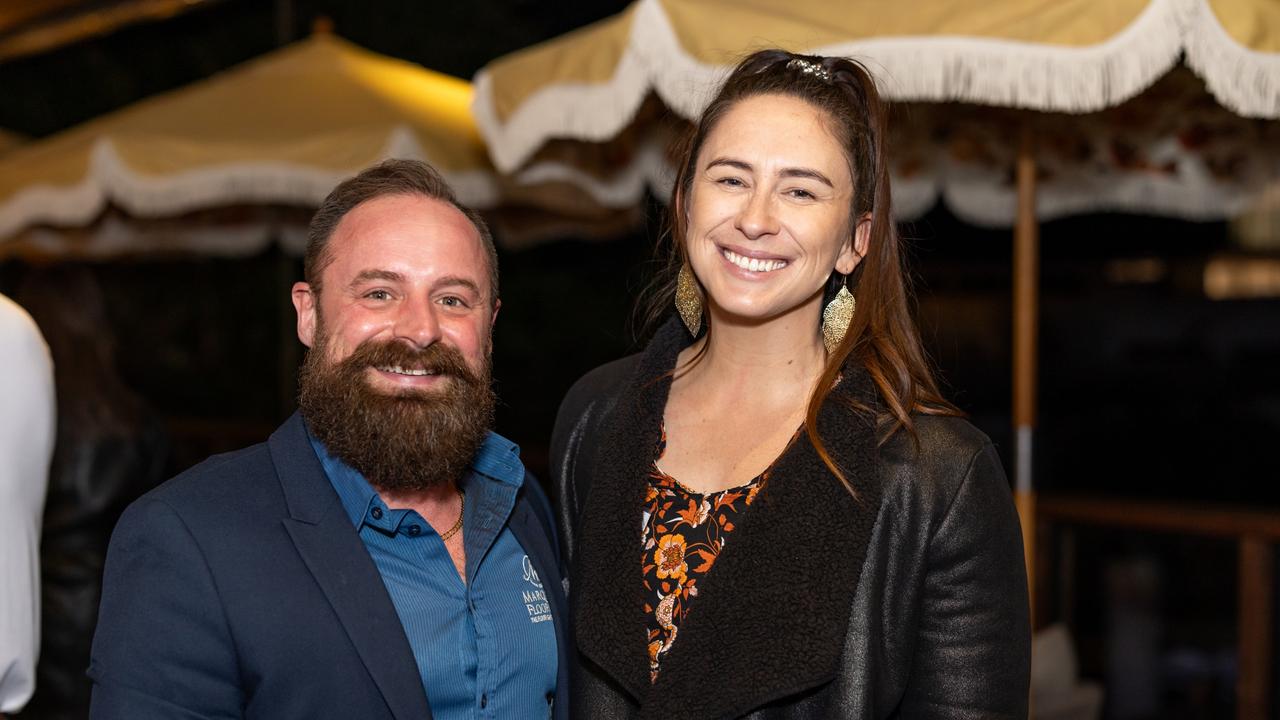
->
xmin=137 ymin=440 xmax=279 ymax=518
xmin=515 ymin=470 xmax=554 ymax=521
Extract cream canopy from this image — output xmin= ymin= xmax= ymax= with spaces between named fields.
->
xmin=476 ymin=0 xmax=1280 ymax=224
xmin=474 ymin=0 xmax=1280 ymax=174
xmin=0 ymin=32 xmax=498 ymax=244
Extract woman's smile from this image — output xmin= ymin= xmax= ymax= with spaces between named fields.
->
xmin=717 ymin=245 xmax=789 ymax=275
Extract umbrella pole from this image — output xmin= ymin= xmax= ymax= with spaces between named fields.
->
xmin=1014 ymin=124 xmax=1039 ymax=623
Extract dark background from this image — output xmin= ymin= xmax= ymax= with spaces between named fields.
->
xmin=2 ymin=2 xmax=1278 ymax=718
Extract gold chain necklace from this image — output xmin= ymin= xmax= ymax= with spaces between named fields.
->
xmin=439 ymin=488 xmax=465 ymax=542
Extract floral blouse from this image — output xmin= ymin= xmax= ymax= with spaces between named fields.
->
xmin=641 ymin=424 xmax=769 ymax=683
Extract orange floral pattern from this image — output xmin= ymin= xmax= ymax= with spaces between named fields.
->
xmin=642 ymin=424 xmax=769 ymax=683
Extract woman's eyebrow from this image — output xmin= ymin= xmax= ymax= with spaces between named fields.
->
xmin=779 ymin=167 xmax=834 ymax=187
xmin=705 ymin=157 xmax=834 ymax=188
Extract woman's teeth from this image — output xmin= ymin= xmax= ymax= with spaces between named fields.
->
xmin=722 ymin=249 xmax=787 ymax=273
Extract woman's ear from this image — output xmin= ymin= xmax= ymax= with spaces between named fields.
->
xmin=836 ymin=213 xmax=872 ymax=275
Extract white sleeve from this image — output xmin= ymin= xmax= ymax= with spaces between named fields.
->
xmin=0 ymin=294 xmax=55 ymax=715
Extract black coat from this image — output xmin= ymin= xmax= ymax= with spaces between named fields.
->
xmin=550 ymin=318 xmax=1030 ymax=720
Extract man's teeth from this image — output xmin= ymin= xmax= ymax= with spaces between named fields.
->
xmin=722 ymin=249 xmax=787 ymax=273
xmin=379 ymin=365 xmax=438 ymax=376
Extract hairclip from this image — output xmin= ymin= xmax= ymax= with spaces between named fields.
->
xmin=786 ymin=57 xmax=832 ymax=83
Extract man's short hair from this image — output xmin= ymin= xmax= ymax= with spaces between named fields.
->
xmin=305 ymin=159 xmax=499 ymax=305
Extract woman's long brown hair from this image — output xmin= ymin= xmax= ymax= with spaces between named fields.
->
xmin=640 ymin=49 xmax=961 ymax=494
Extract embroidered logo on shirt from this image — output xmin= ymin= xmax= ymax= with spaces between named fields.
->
xmin=521 ymin=555 xmax=552 ymax=624
xmin=522 ymin=555 xmax=543 ymax=588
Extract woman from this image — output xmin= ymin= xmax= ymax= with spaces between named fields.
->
xmin=551 ymin=50 xmax=1030 ymax=719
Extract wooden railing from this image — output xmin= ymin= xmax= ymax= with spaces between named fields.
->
xmin=1036 ymin=495 xmax=1279 ymax=720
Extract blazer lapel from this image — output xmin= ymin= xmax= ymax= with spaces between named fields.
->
xmin=269 ymin=414 xmax=434 ymax=720
xmin=572 ymin=319 xmax=887 ymax=720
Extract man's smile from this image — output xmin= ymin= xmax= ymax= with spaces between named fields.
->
xmin=376 ymin=365 xmax=440 ymax=377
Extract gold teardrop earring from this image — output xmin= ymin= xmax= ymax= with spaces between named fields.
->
xmin=674 ymin=263 xmax=704 ymax=336
xmin=821 ymin=275 xmax=856 ymax=353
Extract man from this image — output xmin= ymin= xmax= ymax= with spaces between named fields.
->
xmin=89 ymin=159 xmax=568 ymax=720
xmin=0 ymin=294 xmax=55 ymax=720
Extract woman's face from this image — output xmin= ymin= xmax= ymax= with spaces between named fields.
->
xmin=685 ymin=92 xmax=867 ymax=329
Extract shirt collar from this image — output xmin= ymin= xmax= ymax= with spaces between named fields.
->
xmin=305 ymin=422 xmax=525 ymax=530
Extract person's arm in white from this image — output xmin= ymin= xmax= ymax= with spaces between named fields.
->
xmin=0 ymin=294 xmax=55 ymax=718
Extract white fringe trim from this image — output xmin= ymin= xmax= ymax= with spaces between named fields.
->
xmin=495 ymin=147 xmax=1262 ymax=229
xmin=943 ymin=161 xmax=1260 ymax=228
xmin=0 ymin=126 xmax=501 ymax=242
xmin=513 ymin=135 xmax=673 ymax=207
xmin=472 ymin=6 xmax=657 ymax=173
xmin=478 ymin=0 xmax=1280 ymax=174
xmin=476 ymin=0 xmax=1215 ymax=173
xmin=17 ymin=216 xmax=295 ymax=259
xmin=830 ymin=0 xmax=1187 ymax=109
xmin=1183 ymin=0 xmax=1280 ymax=118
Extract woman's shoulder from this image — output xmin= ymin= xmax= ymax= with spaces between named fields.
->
xmin=550 ymin=353 xmax=642 ymax=459
xmin=878 ymin=414 xmax=1009 ymax=511
xmin=889 ymin=414 xmax=993 ymax=459
xmin=555 ymin=354 xmax=640 ymax=435
xmin=560 ymin=354 xmax=642 ymax=415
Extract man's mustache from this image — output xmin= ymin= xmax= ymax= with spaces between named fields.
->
xmin=336 ymin=338 xmax=482 ymax=387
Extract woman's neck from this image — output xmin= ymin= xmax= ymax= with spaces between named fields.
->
xmin=674 ymin=302 xmax=827 ymax=409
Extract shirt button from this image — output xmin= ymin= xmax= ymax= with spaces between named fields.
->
xmin=406 ymin=525 xmax=421 ymax=536
xmin=480 ymin=694 xmax=487 ymax=708
xmin=370 ymin=507 xmax=383 ymax=520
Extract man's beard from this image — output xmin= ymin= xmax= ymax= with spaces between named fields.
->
xmin=297 ymin=327 xmax=496 ymax=494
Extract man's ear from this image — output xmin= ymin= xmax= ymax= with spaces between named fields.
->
xmin=836 ymin=213 xmax=872 ymax=275
xmin=291 ymin=282 xmax=317 ymax=348
xmin=490 ymin=298 xmax=502 ymax=328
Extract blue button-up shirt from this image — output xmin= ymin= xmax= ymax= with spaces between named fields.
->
xmin=309 ymin=430 xmax=557 ymax=720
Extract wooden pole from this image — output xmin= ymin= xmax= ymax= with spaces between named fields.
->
xmin=1014 ymin=123 xmax=1039 ymax=622
xmin=1238 ymin=537 xmax=1273 ymax=720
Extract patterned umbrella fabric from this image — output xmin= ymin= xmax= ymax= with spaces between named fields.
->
xmin=472 ymin=0 xmax=1280 ymax=224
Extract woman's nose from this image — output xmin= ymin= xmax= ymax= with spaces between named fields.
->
xmin=735 ymin=190 xmax=780 ymax=239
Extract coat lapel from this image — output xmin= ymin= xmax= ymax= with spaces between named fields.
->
xmin=571 ymin=319 xmax=681 ymax=701
xmin=269 ymin=414 xmax=434 ymax=720
xmin=572 ymin=318 xmax=886 ymax=720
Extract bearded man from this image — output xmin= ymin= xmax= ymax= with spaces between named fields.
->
xmin=89 ymin=160 xmax=568 ymax=720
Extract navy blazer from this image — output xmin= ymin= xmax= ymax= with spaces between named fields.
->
xmin=89 ymin=412 xmax=570 ymax=720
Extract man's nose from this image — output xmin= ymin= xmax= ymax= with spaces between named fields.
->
xmin=392 ymin=300 xmax=442 ymax=348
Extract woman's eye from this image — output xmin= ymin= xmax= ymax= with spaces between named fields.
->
xmin=787 ymin=188 xmax=816 ymax=200
xmin=717 ymin=176 xmax=746 ymax=188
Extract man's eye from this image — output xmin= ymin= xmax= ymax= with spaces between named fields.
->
xmin=364 ymin=289 xmax=392 ymax=301
xmin=787 ymin=188 xmax=816 ymax=200
xmin=439 ymin=296 xmax=467 ymax=308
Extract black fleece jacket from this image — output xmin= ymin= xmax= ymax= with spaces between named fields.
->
xmin=549 ymin=317 xmax=1030 ymax=720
